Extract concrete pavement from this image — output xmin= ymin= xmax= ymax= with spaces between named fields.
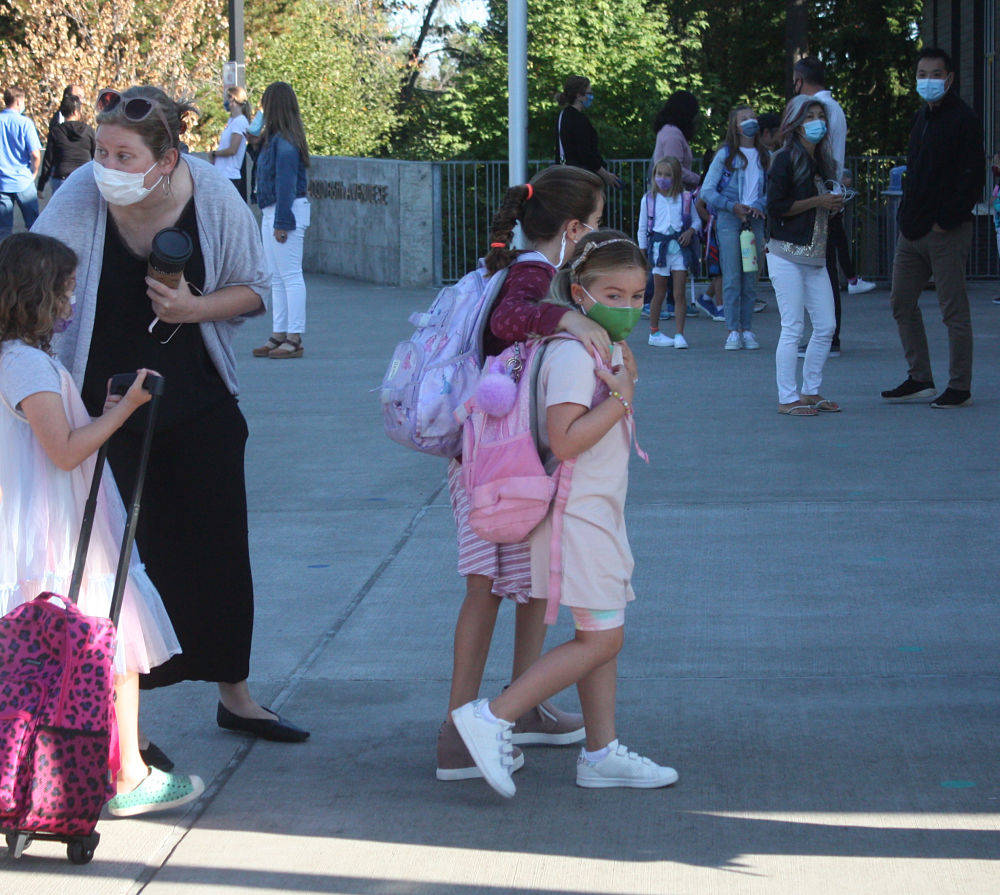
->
xmin=3 ymin=276 xmax=999 ymax=894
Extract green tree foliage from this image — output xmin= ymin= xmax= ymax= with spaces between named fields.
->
xmin=392 ymin=0 xmax=922 ymax=161
xmin=391 ymin=0 xmax=709 ymax=160
xmin=245 ymin=0 xmax=403 ymax=156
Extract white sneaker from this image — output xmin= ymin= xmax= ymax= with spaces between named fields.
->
xmin=741 ymin=331 xmax=760 ymax=350
xmin=576 ymin=739 xmax=678 ymax=789
xmin=724 ymin=331 xmax=742 ymax=350
xmin=451 ymin=699 xmax=516 ymax=798
xmin=648 ymin=331 xmax=674 ymax=348
xmin=672 ymin=333 xmax=688 ymax=349
xmin=848 ymin=277 xmax=876 ymax=294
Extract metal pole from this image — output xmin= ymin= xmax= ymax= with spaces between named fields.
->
xmin=228 ymin=0 xmax=245 ymax=65
xmin=508 ymin=0 xmax=528 ymax=246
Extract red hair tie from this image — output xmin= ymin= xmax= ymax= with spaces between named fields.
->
xmin=490 ymin=242 xmax=506 ymax=248
xmin=525 ymin=183 xmax=534 ymax=200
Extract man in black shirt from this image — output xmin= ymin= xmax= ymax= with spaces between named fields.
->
xmin=882 ymin=48 xmax=985 ymax=408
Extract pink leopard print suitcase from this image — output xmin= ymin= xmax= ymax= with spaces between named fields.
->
xmin=0 ymin=595 xmax=117 ymax=859
xmin=2 ymin=371 xmax=164 ymax=864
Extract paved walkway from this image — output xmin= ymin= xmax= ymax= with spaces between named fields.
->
xmin=5 ymin=276 xmax=1000 ymax=894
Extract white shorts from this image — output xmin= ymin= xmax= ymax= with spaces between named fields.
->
xmin=651 ymin=251 xmax=687 ymax=276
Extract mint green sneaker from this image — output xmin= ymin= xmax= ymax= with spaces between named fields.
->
xmin=108 ymin=767 xmax=205 ymax=817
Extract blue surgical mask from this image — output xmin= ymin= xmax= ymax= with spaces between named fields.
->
xmin=916 ymin=78 xmax=948 ymax=102
xmin=740 ymin=118 xmax=760 ymax=137
xmin=582 ymin=92 xmax=594 ymax=109
xmin=655 ymin=176 xmax=672 ymax=192
xmin=223 ymin=98 xmax=232 ymax=112
xmin=802 ymin=120 xmax=827 ymax=144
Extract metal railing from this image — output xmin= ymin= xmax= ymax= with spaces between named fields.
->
xmin=434 ymin=156 xmax=1000 ymax=285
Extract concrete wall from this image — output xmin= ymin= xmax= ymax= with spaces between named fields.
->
xmin=302 ymin=156 xmax=438 ymax=287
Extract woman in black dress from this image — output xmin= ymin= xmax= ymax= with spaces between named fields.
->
xmin=554 ymin=75 xmax=621 ymax=190
xmin=34 ymin=85 xmax=308 ymax=753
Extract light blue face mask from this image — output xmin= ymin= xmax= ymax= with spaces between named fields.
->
xmin=582 ymin=92 xmax=594 ymax=109
xmin=916 ymin=78 xmax=948 ymax=102
xmin=802 ymin=120 xmax=827 ymax=144
xmin=740 ymin=118 xmax=760 ymax=137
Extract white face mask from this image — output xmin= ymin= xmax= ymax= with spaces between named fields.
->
xmin=556 ymin=223 xmax=595 ymax=267
xmin=93 ymin=160 xmax=163 ymax=206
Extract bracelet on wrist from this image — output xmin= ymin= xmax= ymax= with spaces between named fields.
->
xmin=609 ymin=390 xmax=633 ymax=417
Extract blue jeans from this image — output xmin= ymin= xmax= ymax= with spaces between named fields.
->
xmin=0 ymin=183 xmax=39 ymax=241
xmin=716 ymin=211 xmax=764 ymax=332
xmin=49 ymin=177 xmax=65 ymax=194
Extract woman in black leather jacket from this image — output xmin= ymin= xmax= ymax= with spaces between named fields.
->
xmin=766 ymin=96 xmax=844 ymax=416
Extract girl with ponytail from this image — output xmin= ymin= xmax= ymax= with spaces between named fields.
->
xmin=438 ymin=164 xmax=638 ymax=782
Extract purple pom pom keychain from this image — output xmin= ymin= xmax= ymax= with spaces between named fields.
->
xmin=474 ymin=359 xmax=517 ymax=417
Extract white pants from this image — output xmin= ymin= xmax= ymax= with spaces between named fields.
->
xmin=769 ymin=252 xmax=835 ymax=404
xmin=261 ymin=198 xmax=310 ymax=334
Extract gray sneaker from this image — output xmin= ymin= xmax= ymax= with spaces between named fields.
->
xmin=452 ymin=699 xmax=517 ymax=797
xmin=436 ymin=716 xmax=523 ymax=781
xmin=512 ymin=701 xmax=586 ymax=746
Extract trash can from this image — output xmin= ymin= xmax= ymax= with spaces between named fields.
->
xmin=881 ymin=165 xmax=906 ymax=277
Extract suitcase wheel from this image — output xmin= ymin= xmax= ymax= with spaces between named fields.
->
xmin=67 ymin=839 xmax=95 ymax=865
xmin=5 ymin=832 xmax=30 ymax=858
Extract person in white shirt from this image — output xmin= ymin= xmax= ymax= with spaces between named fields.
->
xmin=637 ymin=156 xmax=701 ymax=349
xmin=210 ymin=86 xmax=251 ymax=200
xmin=794 ymin=57 xmax=876 ymax=356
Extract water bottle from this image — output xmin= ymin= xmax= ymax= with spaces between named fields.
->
xmin=740 ymin=223 xmax=758 ymax=273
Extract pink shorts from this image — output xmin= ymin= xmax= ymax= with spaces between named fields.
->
xmin=570 ymin=607 xmax=626 ymax=631
xmin=447 ymin=460 xmax=532 ymax=603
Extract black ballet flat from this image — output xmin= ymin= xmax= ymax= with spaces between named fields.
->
xmin=139 ymin=740 xmax=174 ymax=772
xmin=216 ymin=702 xmax=310 ymax=743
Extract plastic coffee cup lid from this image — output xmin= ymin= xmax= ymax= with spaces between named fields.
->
xmin=150 ymin=228 xmax=193 ymax=269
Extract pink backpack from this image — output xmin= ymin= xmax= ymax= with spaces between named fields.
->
xmin=462 ymin=336 xmax=646 ymax=624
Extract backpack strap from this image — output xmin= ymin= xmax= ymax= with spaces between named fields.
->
xmin=681 ymin=191 xmax=693 ymax=230
xmin=556 ymin=110 xmax=566 ymax=164
xmin=646 ymin=191 xmax=656 ymax=242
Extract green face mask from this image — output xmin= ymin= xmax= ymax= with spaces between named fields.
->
xmin=579 ymin=286 xmax=642 ymax=342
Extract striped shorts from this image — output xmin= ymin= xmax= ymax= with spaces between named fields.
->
xmin=447 ymin=459 xmax=532 ymax=603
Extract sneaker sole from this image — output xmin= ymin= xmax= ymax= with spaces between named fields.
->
xmin=511 ymin=728 xmax=585 ymax=746
xmin=724 ymin=344 xmax=742 ymax=350
xmin=108 ymin=777 xmax=205 ymax=817
xmin=883 ymin=389 xmax=936 ymax=403
xmin=743 ymin=344 xmax=760 ymax=350
xmin=451 ymin=709 xmax=516 ymax=798
xmin=436 ymin=751 xmax=525 ymax=780
xmin=576 ymin=770 xmax=679 ymax=789
xmin=931 ymin=398 xmax=973 ymax=409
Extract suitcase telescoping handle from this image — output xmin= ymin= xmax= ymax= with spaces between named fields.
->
xmin=67 ymin=372 xmax=165 ymax=627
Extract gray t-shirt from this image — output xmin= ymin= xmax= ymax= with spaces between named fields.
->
xmin=0 ymin=340 xmax=62 ymax=413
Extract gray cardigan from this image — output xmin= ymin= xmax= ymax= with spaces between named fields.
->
xmin=33 ymin=156 xmax=268 ymax=395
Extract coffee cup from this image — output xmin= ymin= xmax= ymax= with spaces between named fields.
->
xmin=148 ymin=228 xmax=193 ymax=289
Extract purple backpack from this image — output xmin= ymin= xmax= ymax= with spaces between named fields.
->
xmin=380 ymin=263 xmax=512 ymax=458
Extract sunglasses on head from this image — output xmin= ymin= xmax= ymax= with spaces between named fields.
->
xmin=95 ymin=90 xmax=172 ymax=137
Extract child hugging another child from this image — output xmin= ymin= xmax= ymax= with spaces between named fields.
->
xmin=638 ymin=156 xmax=701 ymax=349
xmin=452 ymin=229 xmax=678 ymax=797
xmin=0 ymin=233 xmax=202 ymax=816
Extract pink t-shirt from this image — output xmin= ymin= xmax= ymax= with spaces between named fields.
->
xmin=651 ymin=124 xmax=700 ymax=189
xmin=530 ymin=340 xmax=635 ymax=611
